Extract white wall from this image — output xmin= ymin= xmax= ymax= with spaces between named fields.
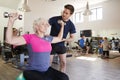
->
xmin=0 ymin=0 xmax=120 ymax=46
xmin=0 ymin=0 xmax=19 ymax=9
xmin=24 ymin=0 xmax=120 ymax=37
xmin=75 ymin=0 xmax=120 ymax=41
xmin=24 ymin=0 xmax=64 ymax=33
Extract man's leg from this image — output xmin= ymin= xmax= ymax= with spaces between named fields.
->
xmin=86 ymin=46 xmax=89 ymax=54
xmin=50 ymin=45 xmax=56 ymax=65
xmin=50 ymin=54 xmax=54 ymax=65
xmin=119 ymin=47 xmax=120 ymax=53
xmin=53 ymin=45 xmax=66 ymax=72
xmin=59 ymin=53 xmax=66 ymax=73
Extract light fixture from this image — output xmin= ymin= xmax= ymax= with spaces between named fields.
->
xmin=18 ymin=0 xmax=31 ymax=12
xmin=83 ymin=1 xmax=92 ymax=16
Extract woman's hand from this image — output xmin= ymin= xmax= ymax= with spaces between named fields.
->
xmin=58 ymin=20 xmax=65 ymax=27
xmin=9 ymin=13 xmax=19 ymax=22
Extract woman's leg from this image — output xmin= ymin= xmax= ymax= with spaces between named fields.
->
xmin=106 ymin=51 xmax=109 ymax=58
xmin=23 ymin=70 xmax=45 ymax=80
xmin=101 ymin=51 xmax=106 ymax=58
xmin=103 ymin=51 xmax=105 ymax=56
xmin=46 ymin=67 xmax=69 ymax=80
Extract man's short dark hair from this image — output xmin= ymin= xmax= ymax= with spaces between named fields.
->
xmin=64 ymin=4 xmax=74 ymax=14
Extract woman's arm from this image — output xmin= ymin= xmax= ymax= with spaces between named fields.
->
xmin=6 ymin=13 xmax=26 ymax=45
xmin=51 ymin=20 xmax=65 ymax=43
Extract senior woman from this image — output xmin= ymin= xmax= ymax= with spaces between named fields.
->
xmin=6 ymin=13 xmax=69 ymax=80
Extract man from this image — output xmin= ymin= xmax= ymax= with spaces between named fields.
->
xmin=78 ymin=35 xmax=85 ymax=49
xmin=78 ymin=35 xmax=89 ymax=54
xmin=49 ymin=4 xmax=76 ymax=73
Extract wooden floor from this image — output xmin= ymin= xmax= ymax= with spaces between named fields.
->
xmin=0 ymin=51 xmax=120 ymax=80
xmin=0 ymin=58 xmax=21 ymax=80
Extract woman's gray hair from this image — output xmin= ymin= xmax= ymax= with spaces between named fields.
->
xmin=33 ymin=18 xmax=41 ymax=33
xmin=33 ymin=18 xmax=49 ymax=33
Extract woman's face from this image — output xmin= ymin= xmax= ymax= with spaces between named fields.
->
xmin=37 ymin=20 xmax=50 ymax=33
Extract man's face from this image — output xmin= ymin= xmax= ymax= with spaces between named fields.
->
xmin=62 ymin=8 xmax=72 ymax=21
xmin=82 ymin=36 xmax=85 ymax=39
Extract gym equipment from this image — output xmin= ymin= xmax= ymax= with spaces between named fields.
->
xmin=16 ymin=73 xmax=26 ymax=80
xmin=3 ymin=12 xmax=22 ymax=20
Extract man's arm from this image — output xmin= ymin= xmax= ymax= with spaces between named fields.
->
xmin=65 ymin=33 xmax=75 ymax=42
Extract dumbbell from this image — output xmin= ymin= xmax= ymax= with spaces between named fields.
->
xmin=3 ymin=12 xmax=22 ymax=20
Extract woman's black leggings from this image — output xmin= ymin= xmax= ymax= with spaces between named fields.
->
xmin=23 ymin=67 xmax=69 ymax=80
xmin=103 ymin=51 xmax=109 ymax=57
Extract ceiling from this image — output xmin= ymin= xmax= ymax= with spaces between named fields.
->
xmin=0 ymin=0 xmax=109 ymax=10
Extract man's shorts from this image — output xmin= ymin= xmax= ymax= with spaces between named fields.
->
xmin=51 ymin=45 xmax=66 ymax=55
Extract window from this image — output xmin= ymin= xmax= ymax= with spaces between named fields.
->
xmin=90 ymin=9 xmax=97 ymax=21
xmin=75 ymin=12 xmax=80 ymax=23
xmin=97 ymin=8 xmax=103 ymax=20
xmin=89 ymin=7 xmax=103 ymax=21
xmin=73 ymin=11 xmax=84 ymax=23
